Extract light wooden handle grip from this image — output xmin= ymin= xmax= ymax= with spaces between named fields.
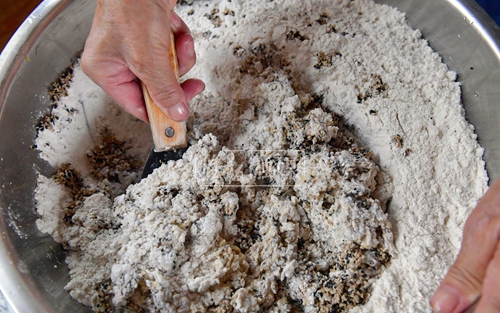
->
xmin=142 ymin=29 xmax=187 ymax=152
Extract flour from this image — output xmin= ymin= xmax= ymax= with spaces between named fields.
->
xmin=34 ymin=0 xmax=488 ymax=312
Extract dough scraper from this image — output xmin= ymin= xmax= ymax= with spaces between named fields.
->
xmin=141 ymin=29 xmax=189 ymax=179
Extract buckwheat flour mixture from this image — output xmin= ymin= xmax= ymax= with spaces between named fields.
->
xmin=35 ymin=0 xmax=488 ymax=312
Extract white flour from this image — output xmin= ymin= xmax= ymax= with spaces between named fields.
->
xmin=35 ymin=0 xmax=488 ymax=312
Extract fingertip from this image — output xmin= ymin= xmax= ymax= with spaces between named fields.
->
xmin=431 ymin=285 xmax=460 ymax=313
xmin=159 ymin=79 xmax=204 ymax=121
xmin=121 ymin=97 xmax=150 ymax=123
xmin=171 ymin=11 xmax=190 ymax=36
xmin=134 ymin=106 xmax=150 ymax=123
xmin=181 ymin=78 xmax=205 ymax=102
xmin=195 ymin=79 xmax=206 ymax=93
xmin=176 ymin=33 xmax=197 ymax=76
xmin=170 ymin=13 xmax=181 ymax=30
xmin=183 ymin=35 xmax=195 ymax=58
xmin=100 ymin=80 xmax=149 ymax=123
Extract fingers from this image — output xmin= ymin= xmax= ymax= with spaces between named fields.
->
xmin=430 ymin=219 xmax=490 ymax=312
xmin=134 ymin=50 xmax=189 ymax=122
xmin=133 ymin=10 xmax=199 ymax=122
xmin=176 ymin=34 xmax=197 ymax=76
xmin=171 ymin=11 xmax=197 ymax=76
xmin=125 ymin=7 xmax=189 ymax=121
xmin=81 ymin=50 xmax=150 ymax=123
xmin=181 ymin=79 xmax=205 ymax=102
xmin=104 ymin=80 xmax=149 ymax=123
xmin=81 ymin=0 xmax=202 ymax=123
xmin=171 ymin=11 xmax=191 ymax=37
xmin=431 ymin=179 xmax=500 ymax=313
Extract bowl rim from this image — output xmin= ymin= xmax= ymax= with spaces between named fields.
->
xmin=1 ymin=0 xmax=499 ymax=312
xmin=0 ymin=2 xmax=73 ymax=312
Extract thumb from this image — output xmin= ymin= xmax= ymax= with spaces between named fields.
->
xmin=430 ymin=258 xmax=482 ymax=313
xmin=130 ymin=19 xmax=188 ymax=122
xmin=142 ymin=71 xmax=189 ymax=122
xmin=136 ymin=43 xmax=189 ymax=122
xmin=431 ymin=180 xmax=500 ymax=313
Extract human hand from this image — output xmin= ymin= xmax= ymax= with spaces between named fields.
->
xmin=81 ymin=0 xmax=205 ymax=123
xmin=431 ymin=179 xmax=500 ymax=313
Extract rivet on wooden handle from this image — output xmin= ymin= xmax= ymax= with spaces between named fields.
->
xmin=142 ymin=29 xmax=187 ymax=152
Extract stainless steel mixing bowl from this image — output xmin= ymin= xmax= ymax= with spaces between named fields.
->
xmin=0 ymin=0 xmax=499 ymax=312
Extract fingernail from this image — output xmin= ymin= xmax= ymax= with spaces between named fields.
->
xmin=167 ymin=102 xmax=188 ymax=121
xmin=431 ymin=285 xmax=460 ymax=313
xmin=185 ymin=36 xmax=195 ymax=57
xmin=170 ymin=13 xmax=181 ymax=29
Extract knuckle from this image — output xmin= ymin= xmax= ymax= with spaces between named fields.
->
xmin=127 ymin=46 xmax=171 ymax=80
xmin=81 ymin=34 xmax=105 ymax=75
xmin=80 ymin=48 xmax=107 ymax=81
xmin=149 ymin=87 xmax=183 ymax=108
xmin=80 ymin=52 xmax=94 ymax=76
xmin=128 ymin=52 xmax=150 ymax=74
xmin=447 ymin=265 xmax=483 ymax=291
xmin=127 ymin=43 xmax=165 ymax=73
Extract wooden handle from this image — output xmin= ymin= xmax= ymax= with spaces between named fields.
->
xmin=142 ymin=29 xmax=187 ymax=152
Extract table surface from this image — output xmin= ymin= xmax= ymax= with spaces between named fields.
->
xmin=0 ymin=1 xmax=499 ymax=312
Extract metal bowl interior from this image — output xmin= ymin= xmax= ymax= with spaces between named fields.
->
xmin=0 ymin=0 xmax=499 ymax=312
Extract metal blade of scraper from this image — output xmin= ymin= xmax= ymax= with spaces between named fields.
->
xmin=141 ymin=28 xmax=189 ymax=178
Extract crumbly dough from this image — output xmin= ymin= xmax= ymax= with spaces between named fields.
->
xmin=39 ymin=73 xmax=394 ymax=312
xmin=35 ymin=0 xmax=488 ymax=312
